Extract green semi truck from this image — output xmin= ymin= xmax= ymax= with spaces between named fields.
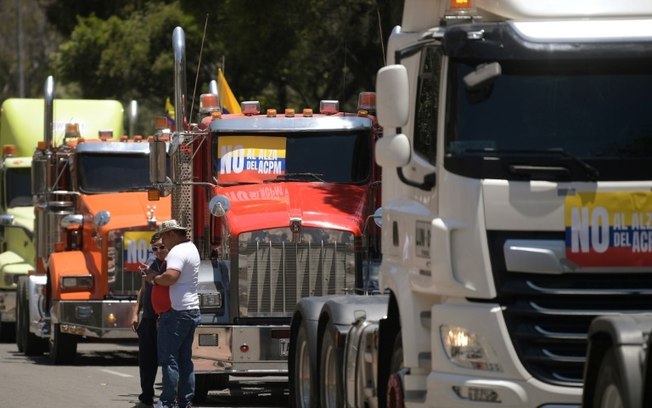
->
xmin=0 ymin=98 xmax=125 ymax=341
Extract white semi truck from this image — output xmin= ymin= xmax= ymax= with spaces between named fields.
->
xmin=288 ymin=0 xmax=652 ymax=407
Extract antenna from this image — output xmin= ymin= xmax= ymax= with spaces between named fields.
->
xmin=377 ymin=7 xmax=386 ymax=64
xmin=190 ymin=14 xmax=210 ymax=122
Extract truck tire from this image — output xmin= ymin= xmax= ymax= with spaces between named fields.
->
xmin=387 ymin=332 xmax=405 ymax=408
xmin=193 ymin=373 xmax=227 ymax=404
xmin=193 ymin=374 xmax=209 ymax=404
xmin=320 ymin=323 xmax=343 ymax=408
xmin=16 ymin=292 xmax=46 ymax=356
xmin=290 ymin=321 xmax=317 ymax=408
xmin=591 ymin=347 xmax=625 ymax=408
xmin=49 ymin=323 xmax=77 ymax=364
xmin=15 ymin=293 xmax=23 ymax=353
xmin=0 ymin=321 xmax=14 ymax=343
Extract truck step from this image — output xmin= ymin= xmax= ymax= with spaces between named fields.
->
xmin=420 ymin=310 xmax=431 ymax=329
xmin=418 ymin=351 xmax=431 ymax=369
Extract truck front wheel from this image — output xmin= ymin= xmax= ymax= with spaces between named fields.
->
xmin=592 ymin=348 xmax=625 ymax=408
xmin=16 ymin=290 xmax=46 ymax=356
xmin=49 ymin=323 xmax=77 ymax=364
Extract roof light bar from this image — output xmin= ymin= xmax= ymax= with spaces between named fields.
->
xmin=357 ymin=92 xmax=376 ymax=112
xmin=241 ymin=101 xmax=261 ymax=116
xmin=200 ymin=93 xmax=219 ymax=114
xmin=320 ymin=100 xmax=339 ymax=115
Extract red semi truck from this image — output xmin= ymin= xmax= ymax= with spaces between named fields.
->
xmin=147 ymin=26 xmax=382 ymax=402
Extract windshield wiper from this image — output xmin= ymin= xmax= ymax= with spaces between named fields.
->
xmin=465 ymin=147 xmax=600 ymax=181
xmin=264 ymin=172 xmax=325 ymax=182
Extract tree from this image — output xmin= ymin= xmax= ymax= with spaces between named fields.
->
xmin=16 ymin=0 xmax=403 ymax=134
xmin=0 ymin=0 xmax=63 ymax=100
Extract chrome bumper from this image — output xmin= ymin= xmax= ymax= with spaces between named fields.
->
xmin=192 ymin=324 xmax=290 ymax=375
xmin=51 ymin=300 xmax=137 ymax=339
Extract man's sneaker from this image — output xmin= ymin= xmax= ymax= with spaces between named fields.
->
xmin=153 ymin=401 xmax=174 ymax=408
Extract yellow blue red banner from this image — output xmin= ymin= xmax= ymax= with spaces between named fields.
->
xmin=565 ymin=192 xmax=652 ymax=266
xmin=123 ymin=231 xmax=156 ymax=272
xmin=217 ymin=136 xmax=286 ymax=183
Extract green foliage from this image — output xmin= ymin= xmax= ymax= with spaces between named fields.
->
xmin=45 ymin=0 xmax=403 ymax=134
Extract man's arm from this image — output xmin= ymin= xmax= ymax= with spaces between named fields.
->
xmin=146 ymin=268 xmax=180 ymax=286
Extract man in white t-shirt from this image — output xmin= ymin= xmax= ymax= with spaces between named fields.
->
xmin=146 ymin=220 xmax=200 ymax=408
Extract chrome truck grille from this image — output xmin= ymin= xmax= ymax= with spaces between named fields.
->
xmin=235 ymin=228 xmax=355 ymax=317
xmin=488 ymin=231 xmax=652 ymax=387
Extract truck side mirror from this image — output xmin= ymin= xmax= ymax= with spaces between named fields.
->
xmin=149 ymin=140 xmax=167 ymax=184
xmin=208 ymin=195 xmax=231 ymax=217
xmin=376 ymin=65 xmax=409 ymax=129
xmin=375 ymin=65 xmax=412 ymax=168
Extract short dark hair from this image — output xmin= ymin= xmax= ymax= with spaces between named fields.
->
xmin=150 ymin=233 xmax=161 ymax=245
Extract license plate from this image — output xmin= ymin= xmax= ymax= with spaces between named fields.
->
xmin=280 ymin=338 xmax=289 ymax=357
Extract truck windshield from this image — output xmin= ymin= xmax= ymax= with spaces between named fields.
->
xmin=212 ymin=130 xmax=371 ymax=185
xmin=77 ymin=153 xmax=152 ymax=193
xmin=6 ymin=167 xmax=32 ymax=207
xmin=445 ymin=59 xmax=652 ymax=181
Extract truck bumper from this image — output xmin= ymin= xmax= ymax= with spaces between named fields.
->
xmin=0 ymin=290 xmax=16 ymax=323
xmin=192 ymin=324 xmax=289 ymax=376
xmin=405 ymin=302 xmax=582 ymax=407
xmin=50 ymin=300 xmax=137 ymax=339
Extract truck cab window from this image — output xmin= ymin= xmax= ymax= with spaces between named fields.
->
xmin=5 ymin=167 xmax=31 ymax=207
xmin=77 ymin=153 xmax=152 ymax=193
xmin=413 ymin=46 xmax=442 ymax=165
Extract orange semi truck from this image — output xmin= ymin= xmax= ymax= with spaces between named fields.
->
xmin=15 ymin=76 xmax=171 ymax=363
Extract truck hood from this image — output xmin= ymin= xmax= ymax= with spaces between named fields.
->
xmin=7 ymin=206 xmax=34 ymax=232
xmin=217 ymin=183 xmax=369 ymax=235
xmin=80 ymin=192 xmax=171 ymax=231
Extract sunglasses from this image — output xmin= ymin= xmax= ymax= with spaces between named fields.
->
xmin=151 ymin=245 xmax=166 ymax=251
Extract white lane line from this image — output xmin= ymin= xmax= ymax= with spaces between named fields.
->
xmin=101 ymin=368 xmax=133 ymax=378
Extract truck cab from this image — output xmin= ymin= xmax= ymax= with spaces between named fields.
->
xmin=0 ymin=97 xmax=133 ymax=343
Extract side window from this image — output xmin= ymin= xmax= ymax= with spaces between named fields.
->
xmin=413 ymin=46 xmax=442 ymax=165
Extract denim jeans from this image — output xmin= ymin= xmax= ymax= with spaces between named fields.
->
xmin=157 ymin=309 xmax=201 ymax=407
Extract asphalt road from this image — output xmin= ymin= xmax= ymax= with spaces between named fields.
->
xmin=0 ymin=339 xmax=288 ymax=407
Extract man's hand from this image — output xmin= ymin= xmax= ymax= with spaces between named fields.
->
xmin=131 ymin=313 xmax=139 ymax=332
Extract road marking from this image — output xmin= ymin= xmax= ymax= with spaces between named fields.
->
xmin=100 ymin=369 xmax=133 ymax=378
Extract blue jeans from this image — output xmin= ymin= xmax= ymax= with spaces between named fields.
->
xmin=157 ymin=309 xmax=201 ymax=407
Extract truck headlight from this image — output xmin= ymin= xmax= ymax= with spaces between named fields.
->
xmin=440 ymin=325 xmax=501 ymax=372
xmin=61 ymin=275 xmax=94 ymax=291
xmin=199 ymin=292 xmax=223 ymax=310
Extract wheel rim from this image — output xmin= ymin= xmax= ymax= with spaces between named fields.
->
xmin=600 ymin=384 xmax=624 ymax=408
xmin=387 ymin=373 xmax=405 ymax=408
xmin=297 ymin=336 xmax=311 ymax=407
xmin=323 ymin=340 xmax=337 ymax=408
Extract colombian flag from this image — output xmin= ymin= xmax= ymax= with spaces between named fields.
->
xmin=218 ymin=68 xmax=241 ymax=114
xmin=165 ymin=97 xmax=175 ymax=129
